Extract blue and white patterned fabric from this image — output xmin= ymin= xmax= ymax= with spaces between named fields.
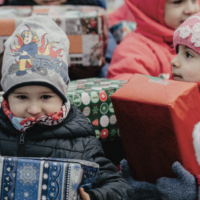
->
xmin=0 ymin=157 xmax=99 ymax=200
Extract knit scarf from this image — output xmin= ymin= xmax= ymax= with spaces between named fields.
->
xmin=2 ymin=100 xmax=70 ymax=133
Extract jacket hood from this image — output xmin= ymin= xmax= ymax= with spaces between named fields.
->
xmin=125 ymin=0 xmax=174 ymax=43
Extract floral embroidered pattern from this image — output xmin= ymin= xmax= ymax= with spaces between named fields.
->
xmin=191 ymin=33 xmax=200 ymax=47
xmin=179 ymin=26 xmax=192 ymax=39
xmin=192 ymin=23 xmax=200 ymax=34
xmin=178 ymin=23 xmax=200 ymax=47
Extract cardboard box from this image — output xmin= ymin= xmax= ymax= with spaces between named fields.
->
xmin=0 ymin=156 xmax=99 ymax=200
xmin=111 ymin=74 xmax=200 ymax=183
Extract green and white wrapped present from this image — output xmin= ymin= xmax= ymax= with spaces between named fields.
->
xmin=67 ymin=78 xmax=127 ymax=141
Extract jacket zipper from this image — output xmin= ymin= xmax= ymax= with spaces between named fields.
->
xmin=19 ymin=133 xmax=25 ymax=144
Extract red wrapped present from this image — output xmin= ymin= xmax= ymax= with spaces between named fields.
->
xmin=111 ymin=74 xmax=200 ymax=183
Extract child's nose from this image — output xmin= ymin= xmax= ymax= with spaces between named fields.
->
xmin=184 ymin=1 xmax=198 ymax=15
xmin=171 ymin=56 xmax=180 ymax=68
xmin=28 ymin=103 xmax=41 ymax=116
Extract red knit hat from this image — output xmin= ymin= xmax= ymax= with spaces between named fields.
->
xmin=174 ymin=12 xmax=200 ymax=54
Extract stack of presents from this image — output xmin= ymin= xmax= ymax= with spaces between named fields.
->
xmin=1 ymin=3 xmax=200 ymax=198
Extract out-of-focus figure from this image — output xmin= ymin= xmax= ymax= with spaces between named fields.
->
xmin=0 ymin=0 xmax=10 ymax=5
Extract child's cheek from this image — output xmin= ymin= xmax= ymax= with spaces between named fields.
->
xmin=184 ymin=67 xmax=200 ymax=82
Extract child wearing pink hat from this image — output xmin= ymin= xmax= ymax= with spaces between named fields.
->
xmin=171 ymin=13 xmax=200 ymax=82
xmin=121 ymin=12 xmax=200 ymax=200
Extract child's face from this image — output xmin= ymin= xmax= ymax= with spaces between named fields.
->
xmin=33 ymin=0 xmax=67 ymax=5
xmin=164 ymin=0 xmax=199 ymax=30
xmin=24 ymin=33 xmax=33 ymax=45
xmin=171 ymin=45 xmax=200 ymax=82
xmin=7 ymin=86 xmax=63 ymax=118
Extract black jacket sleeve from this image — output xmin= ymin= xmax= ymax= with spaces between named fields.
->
xmin=82 ymin=137 xmax=131 ymax=200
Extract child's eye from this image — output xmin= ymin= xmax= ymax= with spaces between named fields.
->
xmin=173 ymin=0 xmax=182 ymax=4
xmin=186 ymin=52 xmax=193 ymax=58
xmin=17 ymin=95 xmax=28 ymax=100
xmin=41 ymin=95 xmax=51 ymax=100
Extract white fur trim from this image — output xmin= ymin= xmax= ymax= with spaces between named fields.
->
xmin=192 ymin=122 xmax=200 ymax=165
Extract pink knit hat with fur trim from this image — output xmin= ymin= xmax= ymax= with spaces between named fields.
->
xmin=174 ymin=12 xmax=200 ymax=54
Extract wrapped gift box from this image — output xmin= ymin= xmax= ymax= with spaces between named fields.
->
xmin=0 ymin=6 xmax=32 ymax=18
xmin=67 ymin=78 xmax=127 ymax=142
xmin=0 ymin=5 xmax=108 ymax=72
xmin=111 ymin=74 xmax=200 ymax=183
xmin=0 ymin=156 xmax=99 ymax=200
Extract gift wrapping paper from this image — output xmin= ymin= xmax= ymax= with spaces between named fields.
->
xmin=0 ymin=156 xmax=99 ymax=200
xmin=67 ymin=78 xmax=127 ymax=141
xmin=111 ymin=74 xmax=200 ymax=183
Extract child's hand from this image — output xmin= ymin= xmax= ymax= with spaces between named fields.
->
xmin=156 ymin=162 xmax=197 ymax=200
xmin=120 ymin=159 xmax=161 ymax=200
xmin=79 ymin=188 xmax=90 ymax=200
